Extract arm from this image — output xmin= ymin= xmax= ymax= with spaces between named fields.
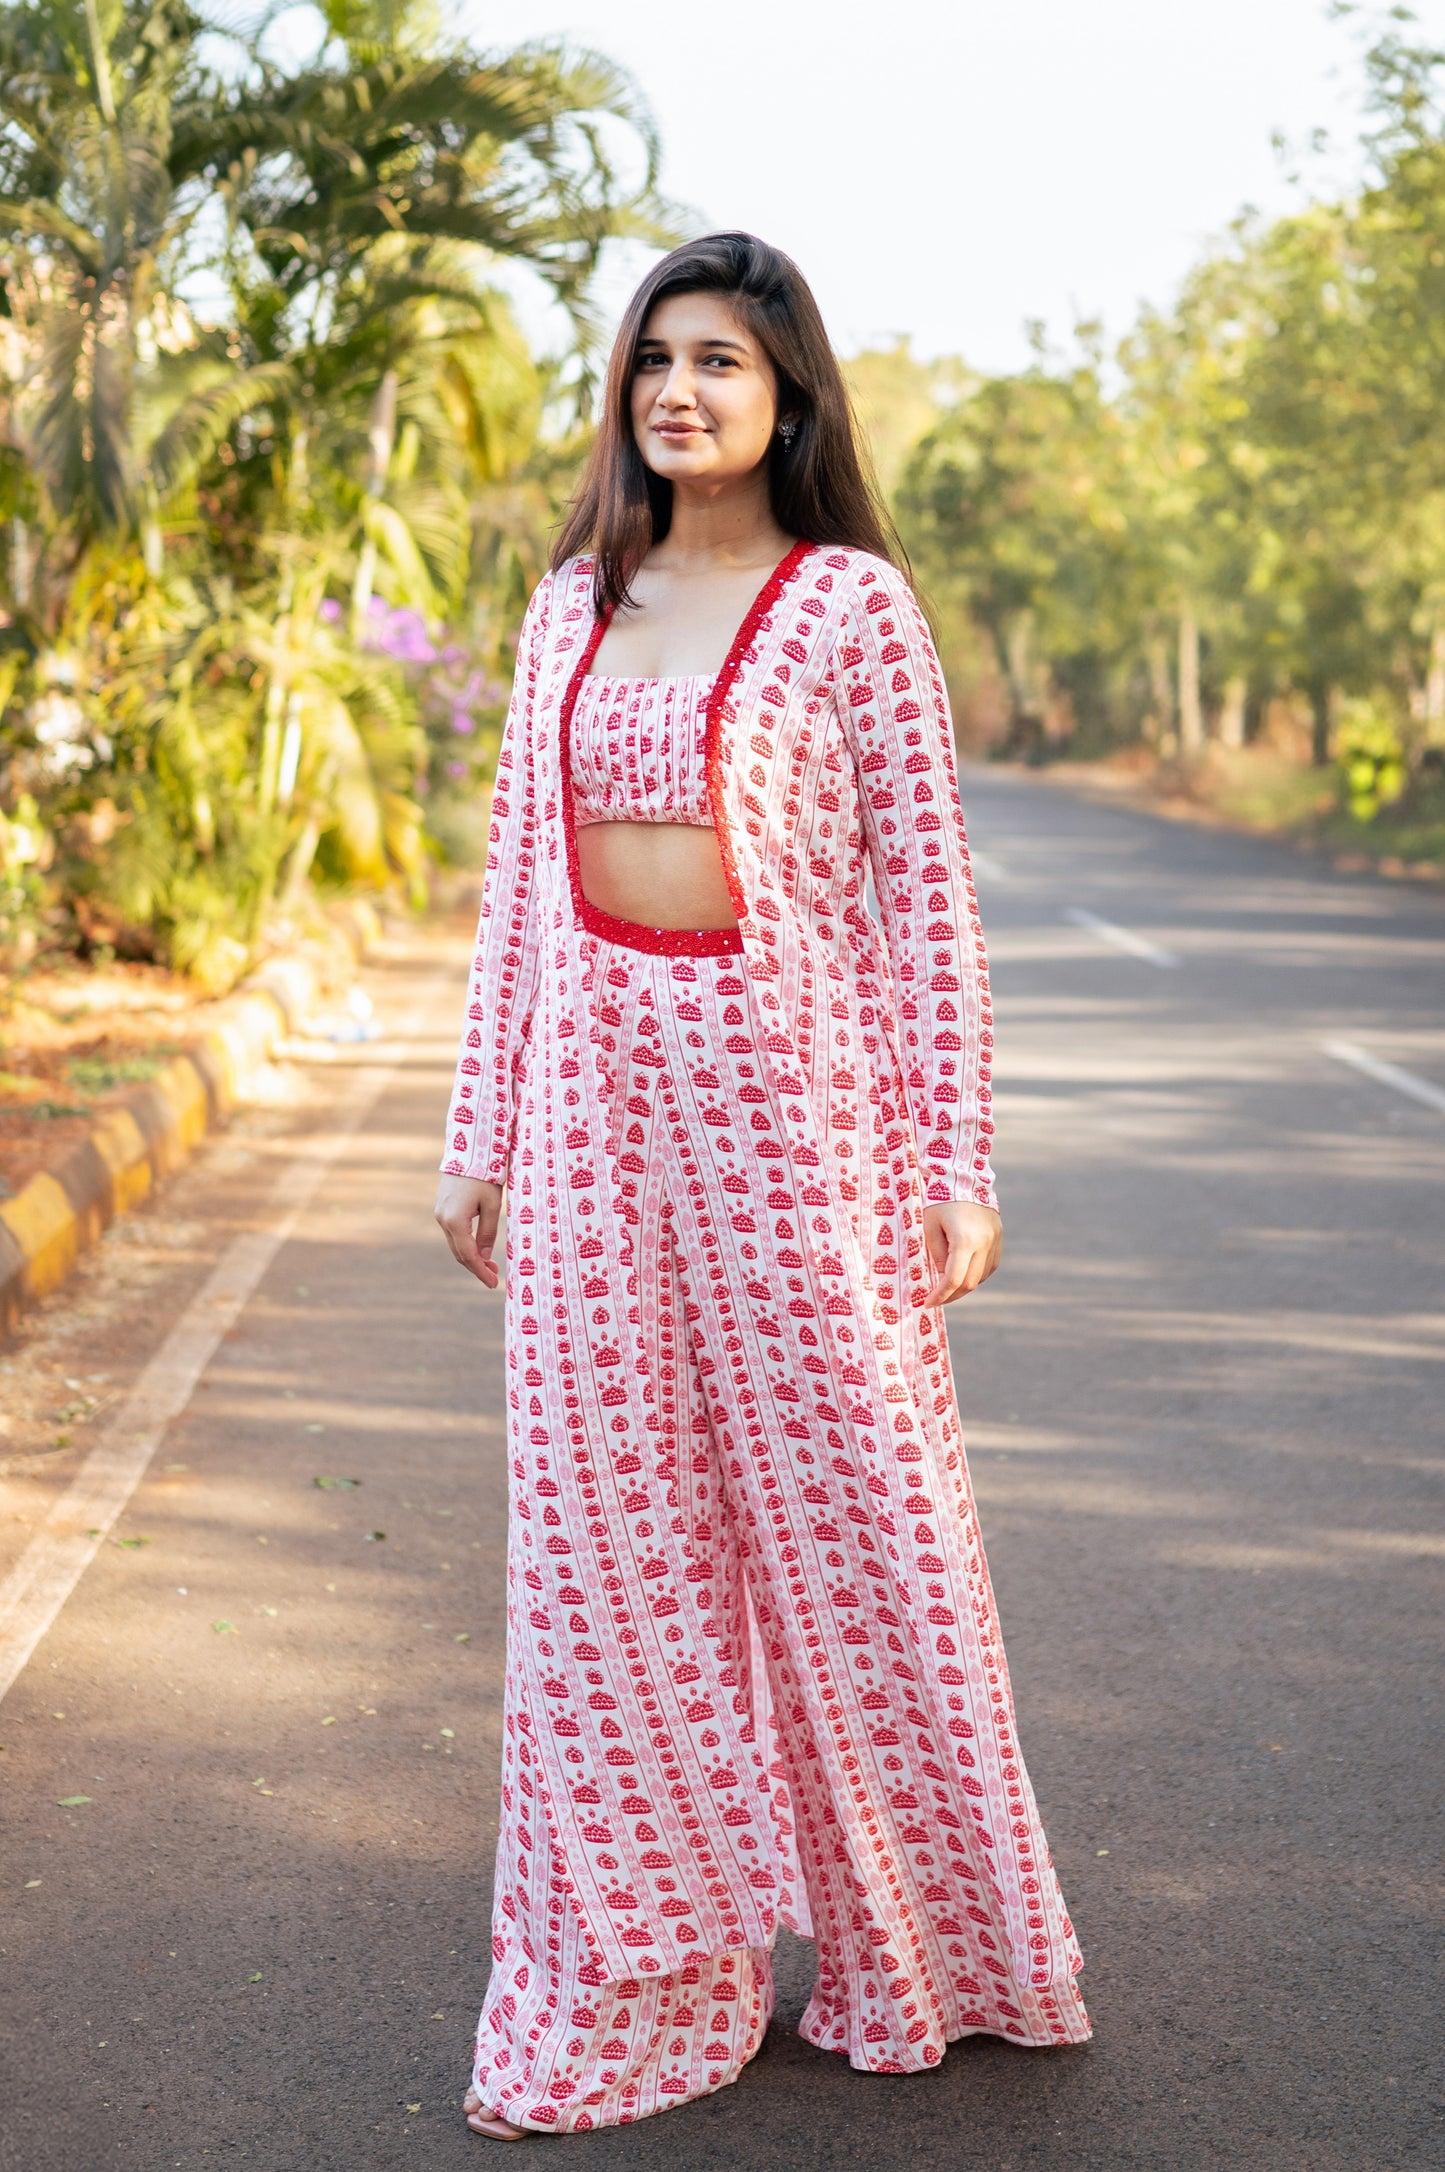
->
xmin=439 ymin=574 xmax=550 ymax=1190
xmin=836 ymin=563 xmax=998 ymax=1220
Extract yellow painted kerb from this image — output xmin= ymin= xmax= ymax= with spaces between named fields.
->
xmin=156 ymin=1056 xmax=209 ymax=1152
xmin=1 ymin=1172 xmax=79 ymax=1296
xmin=89 ymin=1106 xmax=152 ymax=1213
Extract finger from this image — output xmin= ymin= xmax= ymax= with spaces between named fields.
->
xmin=925 ymin=1237 xmax=973 ymax=1306
xmin=440 ymin=1213 xmax=494 ymax=1285
xmin=960 ymin=1230 xmax=1004 ymax=1295
xmin=921 ymin=1221 xmax=952 ymax=1305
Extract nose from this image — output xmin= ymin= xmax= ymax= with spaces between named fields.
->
xmin=655 ymin=358 xmax=698 ymax=411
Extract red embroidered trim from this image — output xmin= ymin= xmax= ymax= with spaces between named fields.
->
xmin=557 ymin=540 xmax=815 ymax=958
xmin=705 ymin=537 xmax=814 ymax=925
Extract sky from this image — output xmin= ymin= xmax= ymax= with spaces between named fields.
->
xmin=450 ymin=0 xmax=1445 ymax=373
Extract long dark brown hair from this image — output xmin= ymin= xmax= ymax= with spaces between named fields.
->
xmin=552 ymin=232 xmax=904 ymax=611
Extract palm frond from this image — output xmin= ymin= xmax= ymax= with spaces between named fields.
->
xmin=147 ymin=358 xmax=297 ymax=498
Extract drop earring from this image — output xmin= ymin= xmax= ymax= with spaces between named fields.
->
xmin=777 ymin=417 xmax=797 ymax=448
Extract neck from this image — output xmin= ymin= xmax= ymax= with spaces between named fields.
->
xmin=655 ymin=468 xmax=790 ymax=568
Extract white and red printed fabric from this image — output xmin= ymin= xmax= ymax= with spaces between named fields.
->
xmin=443 ymin=544 xmax=1089 ymax=2132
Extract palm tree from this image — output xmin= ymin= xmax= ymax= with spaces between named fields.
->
xmin=0 ymin=0 xmax=291 ymax=624
xmin=0 ymin=0 xmax=677 ymax=980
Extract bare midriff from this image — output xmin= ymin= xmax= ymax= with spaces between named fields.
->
xmin=575 ymin=820 xmax=738 ymax=931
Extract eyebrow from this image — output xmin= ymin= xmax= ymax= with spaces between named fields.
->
xmin=639 ymin=335 xmax=749 ymax=352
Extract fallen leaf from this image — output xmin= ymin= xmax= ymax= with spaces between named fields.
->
xmin=313 ymin=1476 xmax=360 ymax=1490
xmin=1096 ymin=1849 xmax=1110 ymax=1857
xmin=56 ymin=1795 xmax=92 ymax=1807
xmin=439 ymin=1728 xmax=455 ymax=1740
xmin=51 ymin=1711 xmax=65 ymax=1719
xmin=248 ymin=1971 xmax=263 ymax=1983
xmin=453 ymin=1633 xmax=470 ymax=1644
xmin=85 ymin=1529 xmax=102 ymax=1540
xmin=321 ymin=1715 xmax=337 ymax=1726
xmin=260 ymin=1606 xmax=278 ymax=1618
xmin=406 ymin=2103 xmax=421 ymax=2115
xmin=212 ymin=1621 xmax=237 ymax=1636
xmin=24 ymin=1879 xmax=41 ymax=1888
xmin=363 ymin=1530 xmax=386 ymax=1542
xmin=114 ymin=1536 xmax=149 ymax=1550
xmin=431 ymin=2011 xmax=444 ymax=2020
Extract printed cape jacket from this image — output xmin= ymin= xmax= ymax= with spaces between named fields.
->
xmin=441 ymin=544 xmax=1083 ymax=1995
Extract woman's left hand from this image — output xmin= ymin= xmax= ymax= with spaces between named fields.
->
xmin=920 ymin=1201 xmax=1003 ymax=1306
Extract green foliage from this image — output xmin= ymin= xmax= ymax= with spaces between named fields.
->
xmin=890 ymin=17 xmax=1445 ymax=790
xmin=1335 ymin=697 xmax=1407 ymax=821
xmin=0 ymin=0 xmax=674 ymax=979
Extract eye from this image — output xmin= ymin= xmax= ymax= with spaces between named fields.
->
xmin=635 ymin=347 xmax=668 ymax=369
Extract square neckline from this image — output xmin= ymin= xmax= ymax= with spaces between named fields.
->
xmin=579 ymin=671 xmax=715 ymax=690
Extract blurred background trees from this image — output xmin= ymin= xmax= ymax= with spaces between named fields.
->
xmin=885 ymin=14 xmax=1445 ymax=861
xmin=0 ymin=0 xmax=671 ymax=984
xmin=2 ymin=1 xmax=1442 ymax=994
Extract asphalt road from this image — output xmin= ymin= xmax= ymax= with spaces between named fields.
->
xmin=1 ymin=769 xmax=1440 ymax=2172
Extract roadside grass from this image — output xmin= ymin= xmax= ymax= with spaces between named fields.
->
xmin=1053 ymin=743 xmax=1445 ymax=877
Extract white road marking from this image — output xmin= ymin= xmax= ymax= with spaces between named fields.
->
xmin=1322 ymin=1039 xmax=1445 ymax=1115
xmin=1064 ymin=906 xmax=1180 ymax=969
xmin=0 ymin=984 xmax=446 ymax=1705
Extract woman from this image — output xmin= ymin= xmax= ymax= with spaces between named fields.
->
xmin=436 ymin=233 xmax=1089 ymax=2140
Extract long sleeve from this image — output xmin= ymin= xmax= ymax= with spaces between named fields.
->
xmin=440 ymin=575 xmax=551 ymax=1183
xmin=836 ymin=565 xmax=997 ymax=1208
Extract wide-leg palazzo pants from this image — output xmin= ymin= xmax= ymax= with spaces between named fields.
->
xmin=474 ymin=939 xmax=1089 ymax=2133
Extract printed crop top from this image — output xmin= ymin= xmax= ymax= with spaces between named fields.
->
xmin=570 ymin=675 xmax=712 ymax=826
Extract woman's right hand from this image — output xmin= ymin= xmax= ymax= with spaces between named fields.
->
xmin=434 ymin=1176 xmax=504 ymax=1287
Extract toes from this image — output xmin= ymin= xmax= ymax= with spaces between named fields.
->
xmin=462 ymin=2091 xmax=525 ymax=2140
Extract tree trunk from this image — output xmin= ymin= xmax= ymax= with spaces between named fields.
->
xmin=277 ymin=691 xmax=303 ymax=807
xmin=1425 ymin=621 xmax=1445 ymax=749
xmin=351 ymin=371 xmax=398 ymax=635
xmin=1308 ymin=680 xmax=1333 ymax=767
xmin=280 ymin=808 xmax=323 ymax=910
xmin=1147 ymin=636 xmax=1174 ymax=744
xmin=258 ymin=563 xmax=295 ymax=818
xmin=9 ymin=518 xmax=30 ymax=609
xmin=1217 ymin=676 xmax=1247 ymax=750
xmin=1178 ymin=611 xmax=1203 ymax=754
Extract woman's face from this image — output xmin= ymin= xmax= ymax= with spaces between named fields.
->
xmin=630 ymin=292 xmax=780 ymax=489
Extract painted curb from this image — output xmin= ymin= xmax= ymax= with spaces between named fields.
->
xmin=0 ymin=902 xmax=382 ymax=1337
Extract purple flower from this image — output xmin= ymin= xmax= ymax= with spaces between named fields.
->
xmin=319 ymin=597 xmax=343 ymax=623
xmin=447 ymin=760 xmax=468 ymax=779
xmin=364 ymin=598 xmax=436 ymax=663
xmin=450 ymin=709 xmax=475 ymax=736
